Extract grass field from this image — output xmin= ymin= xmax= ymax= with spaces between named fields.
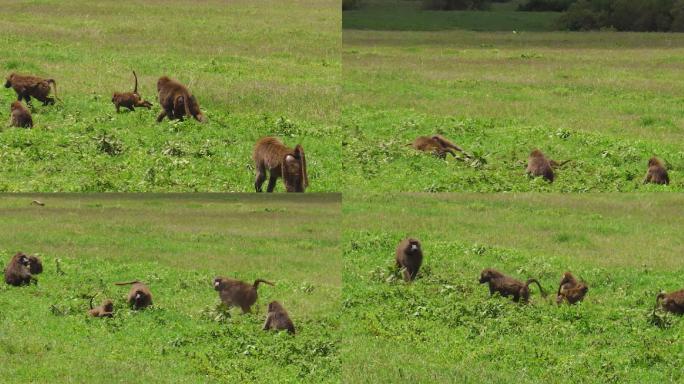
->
xmin=0 ymin=0 xmax=340 ymax=192
xmin=0 ymin=194 xmax=341 ymax=383
xmin=343 ymin=3 xmax=684 ymax=192
xmin=342 ymin=193 xmax=684 ymax=383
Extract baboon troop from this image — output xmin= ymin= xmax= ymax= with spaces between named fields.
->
xmin=654 ymin=290 xmax=684 ymax=315
xmin=111 ymin=71 xmax=153 ymax=112
xmin=89 ymin=297 xmax=114 ymax=318
xmin=644 ymin=157 xmax=669 ymax=185
xmin=411 ymin=135 xmax=468 ymax=159
xmin=478 ymin=268 xmax=546 ymax=303
xmin=10 ymin=101 xmax=32 ymax=128
xmin=555 ymin=272 xmax=588 ymax=305
xmin=115 ymin=280 xmax=153 ymax=310
xmin=253 ymin=137 xmax=308 ymax=193
xmin=5 ymin=73 xmax=58 ymax=105
xmin=263 ymin=301 xmax=296 ymax=334
xmin=213 ymin=276 xmax=274 ymax=313
xmin=156 ymin=76 xmax=206 ymax=123
xmin=395 ymin=237 xmax=423 ymax=282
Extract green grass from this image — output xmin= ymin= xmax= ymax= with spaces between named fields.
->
xmin=342 ymin=28 xmax=684 ymax=191
xmin=343 ymin=0 xmax=561 ymax=31
xmin=342 ymin=193 xmax=684 ymax=383
xmin=0 ymin=0 xmax=340 ymax=192
xmin=0 ymin=194 xmax=341 ymax=383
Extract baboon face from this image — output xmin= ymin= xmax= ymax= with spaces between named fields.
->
xmin=530 ymin=149 xmax=544 ymax=158
xmin=405 ymin=238 xmax=421 ymax=254
xmin=213 ymin=277 xmax=227 ymax=291
xmin=268 ymin=301 xmax=283 ymax=312
xmin=103 ymin=300 xmax=114 ymax=312
xmin=4 ymin=78 xmax=11 ymax=88
xmin=157 ymin=76 xmax=171 ymax=91
xmin=283 ymin=154 xmax=304 ymax=192
xmin=17 ymin=253 xmax=30 ymax=267
xmin=479 ymin=269 xmax=493 ymax=283
xmin=648 ymin=157 xmax=660 ymax=167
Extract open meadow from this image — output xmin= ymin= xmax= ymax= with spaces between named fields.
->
xmin=0 ymin=194 xmax=341 ymax=383
xmin=0 ymin=0 xmax=340 ymax=192
xmin=343 ymin=193 xmax=684 ymax=383
xmin=343 ymin=1 xmax=684 ymax=192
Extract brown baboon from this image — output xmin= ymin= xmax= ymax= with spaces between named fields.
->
xmin=643 ymin=157 xmax=669 ymax=185
xmin=558 ymin=284 xmax=588 ymax=305
xmin=654 ymin=290 xmax=684 ymax=315
xmin=479 ymin=268 xmax=546 ymax=303
xmin=262 ymin=301 xmax=296 ymax=334
xmin=155 ymin=76 xmax=206 ymax=122
xmin=114 ymin=280 xmax=153 ymax=310
xmin=526 ymin=149 xmax=555 ymax=182
xmin=10 ymin=101 xmax=32 ymax=128
xmin=88 ymin=297 xmax=114 ymax=318
xmin=213 ymin=276 xmax=274 ymax=314
xmin=411 ymin=135 xmax=469 ymax=159
xmin=253 ymin=137 xmax=308 ymax=193
xmin=5 ymin=73 xmax=58 ymax=106
xmin=27 ymin=255 xmax=43 ymax=275
xmin=111 ymin=71 xmax=153 ymax=112
xmin=395 ymin=237 xmax=423 ymax=282
xmin=4 ymin=252 xmax=36 ymax=286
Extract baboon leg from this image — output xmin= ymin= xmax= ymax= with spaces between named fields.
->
xmin=489 ymin=286 xmax=495 ymax=296
xmin=262 ymin=313 xmax=273 ymax=330
xmin=127 ymin=105 xmax=135 ymax=112
xmin=241 ymin=305 xmax=251 ymax=314
xmin=45 ymin=97 xmax=55 ymax=106
xmin=255 ymin=163 xmax=267 ymax=192
xmin=266 ymin=173 xmax=278 ymax=193
xmin=156 ymin=110 xmax=168 ymax=122
xmin=402 ymin=268 xmax=411 ymax=282
xmin=116 ymin=104 xmax=121 ymax=113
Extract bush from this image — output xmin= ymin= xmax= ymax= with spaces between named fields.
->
xmin=422 ymin=0 xmax=491 ymax=10
xmin=518 ymin=0 xmax=577 ymax=11
xmin=342 ymin=0 xmax=362 ymax=10
xmin=560 ymin=0 xmax=683 ymax=30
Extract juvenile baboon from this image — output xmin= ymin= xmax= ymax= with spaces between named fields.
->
xmin=262 ymin=301 xmax=296 ymax=334
xmin=88 ymin=297 xmax=114 ymax=318
xmin=654 ymin=290 xmax=684 ymax=315
xmin=526 ymin=149 xmax=555 ymax=182
xmin=111 ymin=71 xmax=153 ymax=112
xmin=213 ymin=276 xmax=274 ymax=314
xmin=395 ymin=237 xmax=423 ymax=282
xmin=411 ymin=135 xmax=468 ymax=159
xmin=4 ymin=252 xmax=36 ymax=286
xmin=114 ymin=280 xmax=153 ymax=310
xmin=27 ymin=255 xmax=43 ymax=275
xmin=10 ymin=101 xmax=32 ymax=128
xmin=253 ymin=137 xmax=308 ymax=193
xmin=558 ymin=284 xmax=588 ymax=305
xmin=155 ymin=76 xmax=206 ymax=122
xmin=5 ymin=73 xmax=59 ymax=105
xmin=643 ymin=157 xmax=669 ymax=185
xmin=479 ymin=268 xmax=546 ymax=303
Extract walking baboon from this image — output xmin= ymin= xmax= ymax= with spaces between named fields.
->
xmin=115 ymin=280 xmax=153 ymax=309
xmin=654 ymin=290 xmax=684 ymax=315
xmin=10 ymin=101 xmax=32 ymax=128
xmin=395 ymin=237 xmax=423 ymax=282
xmin=411 ymin=135 xmax=468 ymax=159
xmin=479 ymin=268 xmax=546 ymax=303
xmin=4 ymin=252 xmax=36 ymax=286
xmin=155 ymin=76 xmax=206 ymax=122
xmin=253 ymin=137 xmax=308 ymax=193
xmin=213 ymin=276 xmax=274 ymax=314
xmin=111 ymin=71 xmax=153 ymax=112
xmin=88 ymin=297 xmax=114 ymax=318
xmin=5 ymin=73 xmax=58 ymax=105
xmin=263 ymin=301 xmax=296 ymax=334
xmin=644 ymin=157 xmax=669 ymax=185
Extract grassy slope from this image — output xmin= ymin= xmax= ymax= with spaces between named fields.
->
xmin=0 ymin=194 xmax=341 ymax=383
xmin=342 ymin=193 xmax=684 ymax=383
xmin=343 ymin=3 xmax=684 ymax=192
xmin=0 ymin=0 xmax=340 ymax=192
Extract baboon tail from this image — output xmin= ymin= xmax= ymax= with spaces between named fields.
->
xmin=556 ymin=283 xmax=564 ymax=296
xmin=88 ymin=295 xmax=97 ymax=309
xmin=433 ymin=135 xmax=464 ymax=153
xmin=654 ymin=292 xmax=665 ymax=313
xmin=132 ymin=70 xmax=139 ymax=94
xmin=526 ymin=279 xmax=547 ymax=297
xmin=114 ymin=280 xmax=140 ymax=286
xmin=47 ymin=79 xmax=61 ymax=101
xmin=253 ymin=279 xmax=275 ymax=289
xmin=183 ymin=91 xmax=192 ymax=119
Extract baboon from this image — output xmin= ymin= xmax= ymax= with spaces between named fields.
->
xmin=4 ymin=252 xmax=36 ymax=286
xmin=262 ymin=301 xmax=296 ymax=334
xmin=111 ymin=71 xmax=153 ymax=112
xmin=27 ymin=255 xmax=43 ymax=275
xmin=558 ymin=284 xmax=588 ymax=305
xmin=155 ymin=76 xmax=206 ymax=122
xmin=526 ymin=149 xmax=555 ymax=182
xmin=395 ymin=237 xmax=423 ymax=282
xmin=114 ymin=280 xmax=153 ymax=310
xmin=213 ymin=276 xmax=274 ymax=314
xmin=10 ymin=101 xmax=32 ymax=128
xmin=88 ymin=297 xmax=114 ymax=318
xmin=479 ymin=268 xmax=546 ymax=303
xmin=643 ymin=157 xmax=669 ymax=185
xmin=253 ymin=137 xmax=308 ymax=193
xmin=410 ymin=135 xmax=469 ymax=159
xmin=5 ymin=73 xmax=58 ymax=106
xmin=654 ymin=290 xmax=684 ymax=315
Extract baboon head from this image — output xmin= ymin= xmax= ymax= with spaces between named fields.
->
xmin=479 ymin=269 xmax=496 ymax=284
xmin=157 ymin=76 xmax=171 ymax=91
xmin=268 ymin=301 xmax=284 ymax=312
xmin=102 ymin=300 xmax=114 ymax=312
xmin=10 ymin=101 xmax=21 ymax=110
xmin=4 ymin=74 xmax=14 ymax=88
xmin=404 ymin=238 xmax=421 ymax=254
xmin=213 ymin=277 xmax=228 ymax=291
xmin=15 ymin=253 xmax=30 ymax=267
xmin=282 ymin=145 xmax=308 ymax=192
xmin=530 ymin=149 xmax=544 ymax=159
xmin=648 ymin=157 xmax=662 ymax=167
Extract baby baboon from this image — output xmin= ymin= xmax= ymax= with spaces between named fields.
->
xmin=115 ymin=280 xmax=153 ymax=310
xmin=558 ymin=284 xmax=588 ymax=305
xmin=10 ymin=101 xmax=32 ymax=128
xmin=643 ymin=157 xmax=669 ymax=185
xmin=213 ymin=276 xmax=274 ymax=314
xmin=4 ymin=252 xmax=36 ymax=286
xmin=111 ymin=71 xmax=153 ymax=112
xmin=27 ymin=255 xmax=43 ymax=275
xmin=395 ymin=237 xmax=423 ymax=282
xmin=479 ymin=268 xmax=546 ymax=303
xmin=411 ymin=135 xmax=468 ymax=159
xmin=88 ymin=297 xmax=114 ymax=318
xmin=253 ymin=137 xmax=308 ymax=193
xmin=5 ymin=73 xmax=58 ymax=106
xmin=155 ymin=76 xmax=206 ymax=123
xmin=526 ymin=149 xmax=555 ymax=182
xmin=262 ymin=301 xmax=296 ymax=334
xmin=654 ymin=290 xmax=684 ymax=315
